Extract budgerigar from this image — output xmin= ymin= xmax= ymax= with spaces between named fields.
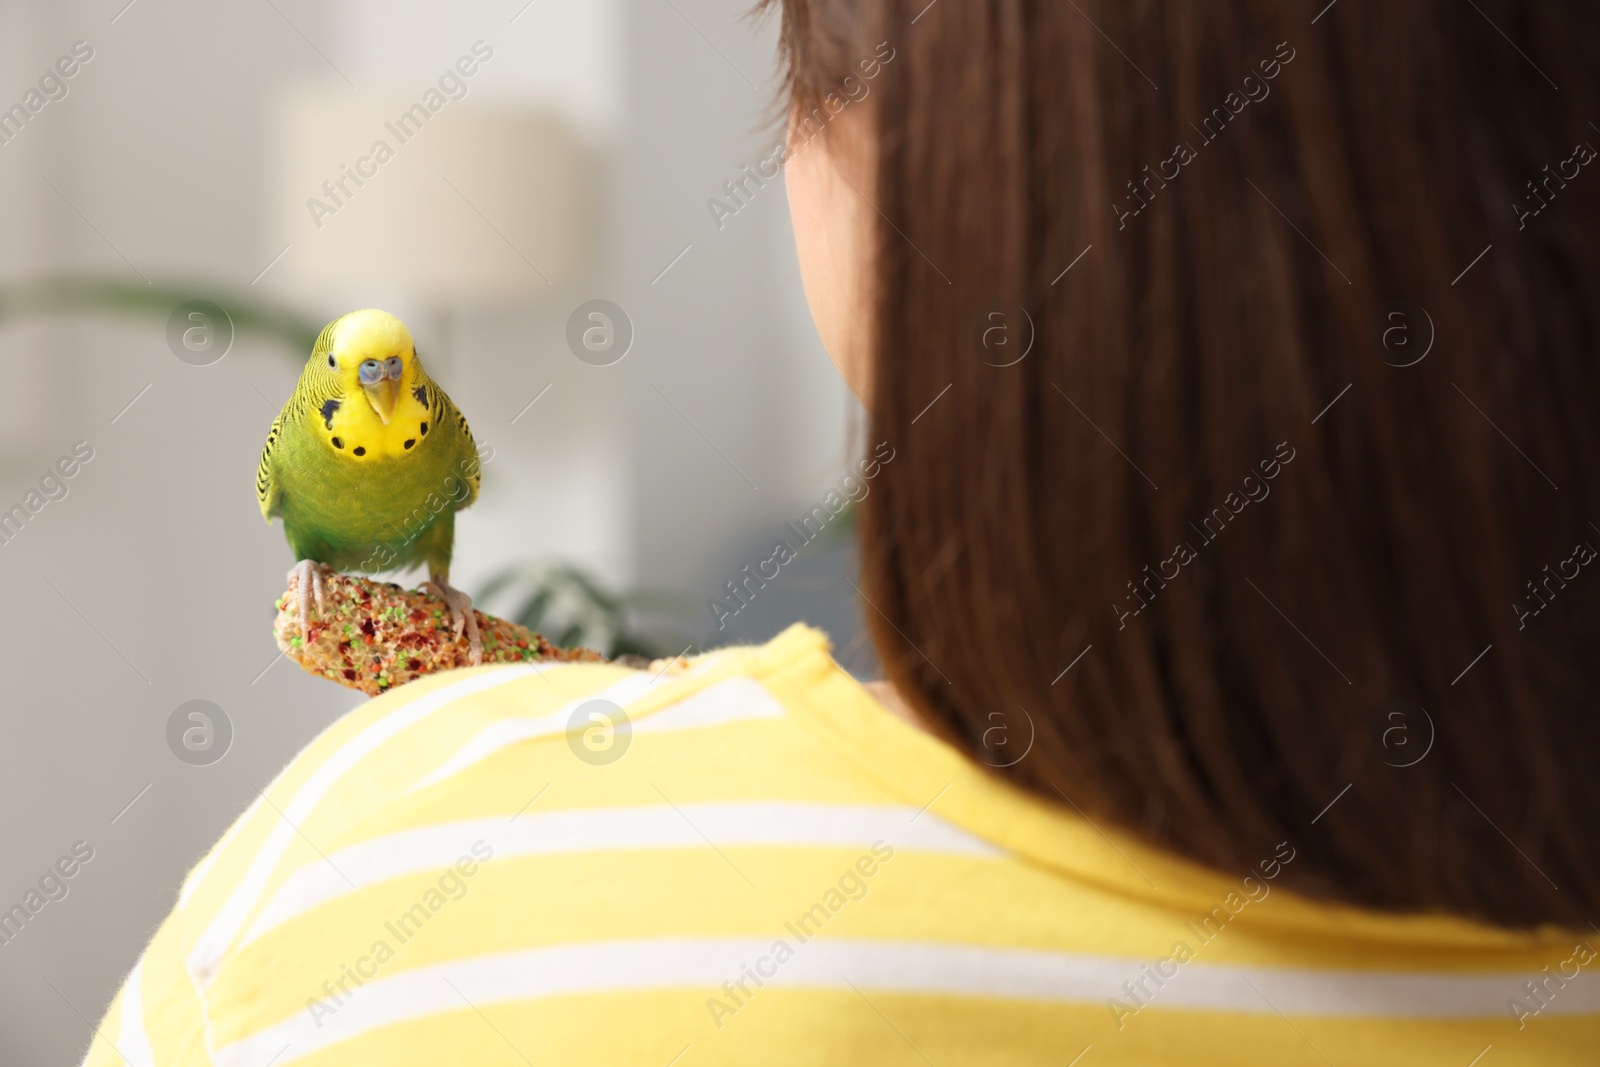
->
xmin=257 ymin=309 xmax=486 ymax=663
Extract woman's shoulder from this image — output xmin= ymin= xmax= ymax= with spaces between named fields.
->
xmin=170 ymin=624 xmax=915 ymax=940
xmin=90 ymin=626 xmax=1014 ymax=1067
xmin=291 ymin=622 xmax=881 ymax=827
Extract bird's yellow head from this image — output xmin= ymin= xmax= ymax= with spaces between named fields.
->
xmin=322 ymin=309 xmax=415 ymax=425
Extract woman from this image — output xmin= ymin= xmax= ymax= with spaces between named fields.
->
xmin=89 ymin=1 xmax=1600 ymax=1063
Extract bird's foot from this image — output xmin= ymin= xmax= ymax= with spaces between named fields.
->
xmin=287 ymin=560 xmax=335 ymax=644
xmin=422 ymin=578 xmax=483 ymax=666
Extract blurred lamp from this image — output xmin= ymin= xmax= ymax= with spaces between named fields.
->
xmin=271 ymin=85 xmax=594 ymax=303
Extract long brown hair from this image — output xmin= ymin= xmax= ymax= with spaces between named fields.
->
xmin=769 ymin=0 xmax=1600 ymax=929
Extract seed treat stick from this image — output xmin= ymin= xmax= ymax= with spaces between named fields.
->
xmin=274 ymin=570 xmax=616 ymax=696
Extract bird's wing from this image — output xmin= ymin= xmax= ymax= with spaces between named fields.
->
xmin=256 ymin=405 xmax=289 ymax=520
xmin=261 ymin=331 xmax=343 ymax=522
xmin=438 ymin=387 xmax=481 ymax=510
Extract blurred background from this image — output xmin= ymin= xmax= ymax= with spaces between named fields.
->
xmin=0 ymin=1 xmax=873 ymax=1060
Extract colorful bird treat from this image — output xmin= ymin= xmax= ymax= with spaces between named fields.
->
xmin=275 ymin=570 xmax=605 ymax=697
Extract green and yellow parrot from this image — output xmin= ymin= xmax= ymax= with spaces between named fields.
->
xmin=257 ymin=309 xmax=485 ymax=662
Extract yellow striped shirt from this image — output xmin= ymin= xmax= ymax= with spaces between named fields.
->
xmin=86 ymin=625 xmax=1599 ymax=1065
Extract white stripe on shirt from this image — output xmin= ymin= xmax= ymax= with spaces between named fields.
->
xmin=239 ymin=803 xmax=999 ymax=946
xmin=407 ymin=674 xmax=784 ymax=794
xmin=214 ymin=937 xmax=1600 ymax=1067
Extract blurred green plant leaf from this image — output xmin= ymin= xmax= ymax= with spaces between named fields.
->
xmin=478 ymin=561 xmax=697 ymax=660
xmin=0 ymin=274 xmax=323 ymax=355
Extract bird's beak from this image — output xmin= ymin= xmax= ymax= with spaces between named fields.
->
xmin=363 ymin=377 xmax=400 ymax=424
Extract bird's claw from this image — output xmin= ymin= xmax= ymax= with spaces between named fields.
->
xmin=288 ymin=560 xmax=334 ymax=645
xmin=423 ymin=579 xmax=483 ymax=666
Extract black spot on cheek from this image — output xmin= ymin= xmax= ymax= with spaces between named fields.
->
xmin=420 ymin=421 xmax=428 ymax=436
xmin=320 ymin=398 xmax=341 ymax=430
xmin=413 ymin=385 xmax=428 ymax=406
xmin=352 ymin=446 xmax=366 ymax=457
xmin=331 ymin=436 xmax=343 ymax=449
xmin=404 ymin=439 xmax=416 ymax=450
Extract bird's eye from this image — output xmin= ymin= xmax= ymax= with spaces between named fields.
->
xmin=327 ymin=354 xmax=336 ymax=368
xmin=384 ymin=356 xmax=403 ymax=379
xmin=358 ymin=360 xmax=384 ymax=384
